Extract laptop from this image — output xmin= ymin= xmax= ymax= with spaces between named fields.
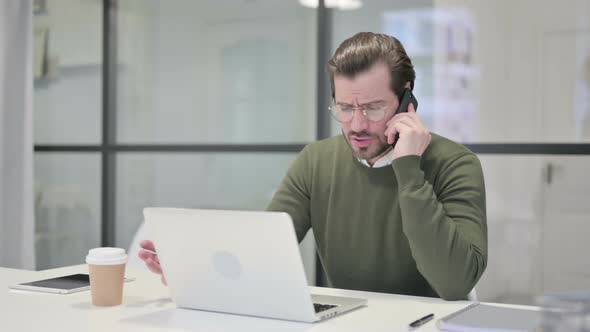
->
xmin=143 ymin=207 xmax=367 ymax=322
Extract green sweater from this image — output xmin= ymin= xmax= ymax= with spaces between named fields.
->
xmin=267 ymin=134 xmax=487 ymax=300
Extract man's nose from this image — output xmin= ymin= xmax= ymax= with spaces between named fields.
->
xmin=350 ymin=108 xmax=368 ymax=132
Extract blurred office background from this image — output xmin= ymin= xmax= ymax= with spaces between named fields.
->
xmin=20 ymin=0 xmax=590 ymax=305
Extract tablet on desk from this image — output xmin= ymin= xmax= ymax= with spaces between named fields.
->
xmin=8 ymin=273 xmax=135 ymax=295
xmin=437 ymin=302 xmax=541 ymax=332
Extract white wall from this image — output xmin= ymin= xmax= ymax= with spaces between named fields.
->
xmin=117 ymin=0 xmax=317 ymax=144
xmin=434 ymin=0 xmax=590 ymax=143
xmin=435 ymin=0 xmax=590 ymax=304
xmin=33 ymin=0 xmax=102 ymax=144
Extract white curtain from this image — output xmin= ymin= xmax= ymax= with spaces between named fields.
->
xmin=0 ymin=0 xmax=35 ymax=269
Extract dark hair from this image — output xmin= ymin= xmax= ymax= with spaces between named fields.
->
xmin=327 ymin=32 xmax=416 ymax=100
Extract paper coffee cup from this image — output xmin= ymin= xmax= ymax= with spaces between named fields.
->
xmin=86 ymin=247 xmax=128 ymax=306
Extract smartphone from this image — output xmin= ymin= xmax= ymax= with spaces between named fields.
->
xmin=397 ymin=88 xmax=418 ymax=114
xmin=9 ymin=273 xmax=135 ymax=294
xmin=392 ymin=88 xmax=418 ymax=146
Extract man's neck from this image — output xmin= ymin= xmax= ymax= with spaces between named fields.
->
xmin=366 ymin=146 xmax=393 ymax=167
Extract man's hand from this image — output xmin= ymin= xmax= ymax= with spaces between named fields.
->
xmin=384 ymin=103 xmax=431 ymax=160
xmin=138 ymin=240 xmax=167 ymax=285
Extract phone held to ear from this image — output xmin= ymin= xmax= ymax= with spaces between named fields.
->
xmin=392 ymin=88 xmax=418 ymax=147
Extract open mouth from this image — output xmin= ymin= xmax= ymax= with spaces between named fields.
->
xmin=350 ymin=136 xmax=372 ymax=148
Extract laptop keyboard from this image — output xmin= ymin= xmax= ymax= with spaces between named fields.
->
xmin=314 ymin=303 xmax=338 ymax=313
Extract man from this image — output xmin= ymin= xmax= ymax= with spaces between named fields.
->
xmin=139 ymin=32 xmax=487 ymax=301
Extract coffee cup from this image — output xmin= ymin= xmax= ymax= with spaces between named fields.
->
xmin=86 ymin=247 xmax=127 ymax=306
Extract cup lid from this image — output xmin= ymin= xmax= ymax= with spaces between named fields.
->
xmin=86 ymin=247 xmax=127 ymax=265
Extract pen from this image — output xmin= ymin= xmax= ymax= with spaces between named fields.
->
xmin=142 ymin=249 xmax=158 ymax=255
xmin=408 ymin=313 xmax=434 ymax=330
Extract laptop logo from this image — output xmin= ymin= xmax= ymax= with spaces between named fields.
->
xmin=212 ymin=250 xmax=242 ymax=279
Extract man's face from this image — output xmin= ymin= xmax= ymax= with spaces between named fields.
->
xmin=334 ymin=62 xmax=400 ymax=164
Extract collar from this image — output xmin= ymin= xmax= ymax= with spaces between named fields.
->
xmin=357 ymin=148 xmax=395 ymax=168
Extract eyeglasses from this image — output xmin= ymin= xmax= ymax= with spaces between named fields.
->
xmin=329 ymin=100 xmax=393 ymax=123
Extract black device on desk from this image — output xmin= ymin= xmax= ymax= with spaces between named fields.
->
xmin=8 ymin=273 xmax=135 ymax=294
xmin=392 ymin=88 xmax=418 ymax=147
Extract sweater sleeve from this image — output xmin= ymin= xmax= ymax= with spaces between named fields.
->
xmin=392 ymin=154 xmax=487 ymax=300
xmin=266 ymin=146 xmax=312 ymax=242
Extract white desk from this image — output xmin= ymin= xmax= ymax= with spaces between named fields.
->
xmin=0 ymin=265 xmax=530 ymax=331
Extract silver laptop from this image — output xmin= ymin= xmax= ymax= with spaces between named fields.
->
xmin=143 ymin=207 xmax=367 ymax=322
